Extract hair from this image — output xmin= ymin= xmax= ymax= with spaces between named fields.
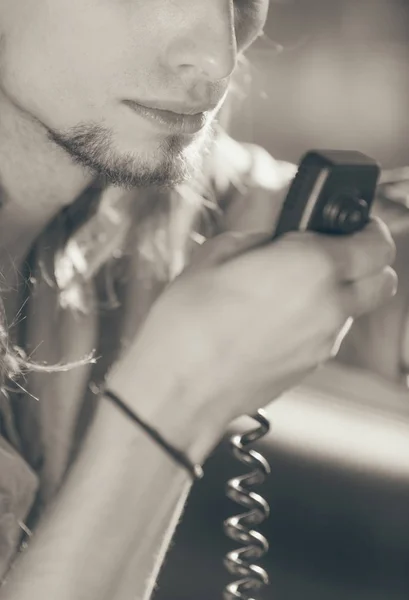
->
xmin=0 ymin=295 xmax=96 ymax=396
xmin=0 ymin=51 xmax=271 ymax=393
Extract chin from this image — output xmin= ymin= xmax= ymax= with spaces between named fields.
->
xmin=111 ymin=132 xmax=207 ymax=188
xmin=49 ymin=119 xmax=215 ymax=189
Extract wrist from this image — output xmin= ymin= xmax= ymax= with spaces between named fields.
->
xmin=105 ymin=351 xmax=222 ymax=466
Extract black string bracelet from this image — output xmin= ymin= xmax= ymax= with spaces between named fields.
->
xmin=103 ymin=389 xmax=204 ymax=481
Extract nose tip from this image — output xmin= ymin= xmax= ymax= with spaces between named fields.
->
xmin=171 ymin=44 xmax=236 ymax=83
xmin=179 ymin=53 xmax=235 ymax=81
xmin=166 ymin=15 xmax=237 ymax=83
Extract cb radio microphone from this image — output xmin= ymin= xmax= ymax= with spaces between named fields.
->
xmin=223 ymin=149 xmax=381 ymax=600
xmin=274 ymin=149 xmax=380 ymax=238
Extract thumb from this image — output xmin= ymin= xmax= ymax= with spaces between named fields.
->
xmin=188 ymin=148 xmax=295 ymax=269
xmin=187 ymin=230 xmax=271 ymax=270
xmin=222 ymin=185 xmax=289 ymax=237
xmin=222 ymin=146 xmax=296 ymax=236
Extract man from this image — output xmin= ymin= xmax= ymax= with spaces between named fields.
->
xmin=0 ymin=1 xmax=401 ymax=599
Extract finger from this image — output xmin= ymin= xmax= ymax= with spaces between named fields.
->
xmin=378 ymin=167 xmax=409 ymax=185
xmin=378 ymin=181 xmax=409 ymax=206
xmin=342 ymin=266 xmax=398 ymax=319
xmin=312 ymin=217 xmax=396 ymax=282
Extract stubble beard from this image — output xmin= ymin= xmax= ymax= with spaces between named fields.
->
xmin=47 ymin=121 xmax=217 ymax=190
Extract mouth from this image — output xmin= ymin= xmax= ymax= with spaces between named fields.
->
xmin=122 ymin=99 xmax=214 ymax=135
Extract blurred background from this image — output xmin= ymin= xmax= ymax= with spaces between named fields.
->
xmin=230 ymin=0 xmax=409 ymax=167
xmin=154 ymin=2 xmax=409 ymax=599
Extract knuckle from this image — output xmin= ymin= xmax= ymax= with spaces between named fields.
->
xmin=354 ymin=266 xmax=397 ymax=316
xmin=370 ymin=217 xmax=396 ymax=264
xmin=290 ymin=234 xmax=335 ymax=280
xmin=370 ymin=268 xmax=396 ymax=306
xmin=380 ymin=266 xmax=398 ymax=297
xmin=338 ymin=242 xmax=364 ymax=282
xmin=384 ymin=236 xmax=397 ymax=266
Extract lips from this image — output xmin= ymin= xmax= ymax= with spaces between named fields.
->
xmin=123 ymin=99 xmax=212 ymax=135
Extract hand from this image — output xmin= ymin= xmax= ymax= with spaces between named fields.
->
xmin=109 ymin=216 xmax=397 ymax=463
xmin=336 ymin=166 xmax=409 ymax=382
xmin=377 ymin=167 xmax=409 ymax=207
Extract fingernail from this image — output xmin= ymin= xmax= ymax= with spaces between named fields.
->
xmin=386 ymin=268 xmax=398 ymax=297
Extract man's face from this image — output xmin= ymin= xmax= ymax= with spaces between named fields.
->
xmin=0 ymin=0 xmax=269 ymax=187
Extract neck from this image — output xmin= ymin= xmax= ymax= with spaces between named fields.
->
xmin=0 ymin=92 xmax=94 ymax=259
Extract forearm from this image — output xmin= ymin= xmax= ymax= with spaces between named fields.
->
xmin=0 ymin=398 xmax=194 ymax=600
xmin=105 ymin=479 xmax=190 ymax=600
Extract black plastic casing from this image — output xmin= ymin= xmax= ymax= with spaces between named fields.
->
xmin=274 ymin=150 xmax=381 ymax=238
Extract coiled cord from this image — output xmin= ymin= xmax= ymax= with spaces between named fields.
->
xmin=223 ymin=409 xmax=272 ymax=600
